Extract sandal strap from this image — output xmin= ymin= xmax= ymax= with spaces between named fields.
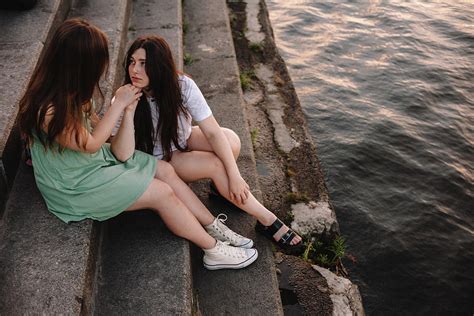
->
xmin=279 ymin=230 xmax=296 ymax=244
xmin=256 ymin=218 xmax=285 ymax=237
xmin=267 ymin=218 xmax=284 ymax=235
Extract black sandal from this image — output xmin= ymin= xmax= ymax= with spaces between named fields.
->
xmin=256 ymin=218 xmax=303 ymax=250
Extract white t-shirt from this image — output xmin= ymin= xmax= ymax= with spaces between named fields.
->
xmin=113 ymin=75 xmax=212 ymax=159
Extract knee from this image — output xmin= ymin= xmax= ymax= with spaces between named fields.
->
xmin=150 ymin=179 xmax=176 ymax=202
xmin=223 ymin=128 xmax=241 ymax=158
xmin=155 ymin=160 xmax=178 ymax=182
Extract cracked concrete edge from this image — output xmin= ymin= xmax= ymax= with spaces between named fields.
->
xmin=291 ymin=201 xmax=338 ymax=237
xmin=248 ymin=1 xmax=365 ymax=313
xmin=313 ymin=265 xmax=366 ymax=316
xmin=244 ymin=0 xmax=337 ymax=208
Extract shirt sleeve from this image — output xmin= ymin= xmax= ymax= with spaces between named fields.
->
xmin=181 ymin=75 xmax=212 ymax=122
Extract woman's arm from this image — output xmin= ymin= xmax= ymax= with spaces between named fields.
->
xmin=198 ymin=115 xmax=250 ymax=204
xmin=50 ymin=85 xmax=141 ymax=153
xmin=110 ymin=100 xmax=139 ymax=162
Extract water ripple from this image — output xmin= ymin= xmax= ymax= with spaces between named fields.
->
xmin=267 ymin=0 xmax=474 ymax=314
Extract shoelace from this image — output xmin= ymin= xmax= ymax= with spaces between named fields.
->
xmin=217 ymin=241 xmax=247 ymax=259
xmin=216 ymin=213 xmax=243 ymax=245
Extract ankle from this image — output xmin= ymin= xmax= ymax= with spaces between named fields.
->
xmin=203 ymin=216 xmax=216 ymax=227
xmin=203 ymin=239 xmax=218 ymax=251
xmin=258 ymin=214 xmax=277 ymax=226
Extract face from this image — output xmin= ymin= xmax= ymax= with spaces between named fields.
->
xmin=128 ymin=48 xmax=150 ymax=89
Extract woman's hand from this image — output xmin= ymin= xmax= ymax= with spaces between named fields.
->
xmin=228 ymin=174 xmax=250 ymax=205
xmin=114 ymin=84 xmax=142 ymax=109
xmin=124 ymin=98 xmax=139 ymax=113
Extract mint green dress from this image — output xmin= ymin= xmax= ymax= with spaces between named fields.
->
xmin=30 ymin=125 xmax=157 ymax=223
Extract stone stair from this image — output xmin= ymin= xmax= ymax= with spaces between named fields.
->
xmin=0 ymin=0 xmax=283 ymax=314
xmin=0 ymin=0 xmax=71 ymax=217
xmin=94 ymin=1 xmax=193 ymax=314
xmin=183 ymin=1 xmax=283 ymax=314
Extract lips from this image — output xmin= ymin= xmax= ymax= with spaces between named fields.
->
xmin=131 ymin=76 xmax=141 ymax=81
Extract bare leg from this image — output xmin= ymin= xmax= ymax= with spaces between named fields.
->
xmin=171 ymin=150 xmax=275 ymax=223
xmin=126 ymin=178 xmax=216 ymax=249
xmin=186 ymin=126 xmax=241 ymax=158
xmin=153 ymin=160 xmax=214 ymax=226
xmin=172 ymin=127 xmax=301 ymax=245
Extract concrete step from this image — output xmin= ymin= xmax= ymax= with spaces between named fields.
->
xmin=94 ymin=0 xmax=193 ymax=314
xmin=183 ymin=0 xmax=283 ymax=314
xmin=0 ymin=162 xmax=100 ymax=315
xmin=0 ymin=0 xmax=72 ymax=216
xmin=0 ymin=0 xmax=132 ymax=314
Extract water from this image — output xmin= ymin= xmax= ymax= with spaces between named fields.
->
xmin=266 ymin=1 xmax=474 ymax=314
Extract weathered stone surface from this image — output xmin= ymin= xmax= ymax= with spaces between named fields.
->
xmin=276 ymin=253 xmax=333 ymax=315
xmin=0 ymin=0 xmax=132 ymax=314
xmin=267 ymin=94 xmax=300 ymax=154
xmin=245 ymin=0 xmax=265 ymax=44
xmin=313 ymin=265 xmax=365 ymax=316
xmin=0 ymin=163 xmax=98 ymax=315
xmin=255 ymin=64 xmax=299 ymax=154
xmin=94 ymin=1 xmax=193 ymax=314
xmin=291 ymin=201 xmax=338 ymax=236
xmin=243 ymin=89 xmax=265 ymax=106
xmin=95 ymin=211 xmax=193 ymax=315
xmin=0 ymin=0 xmax=71 ymax=209
xmin=69 ymin=0 xmax=131 ymax=107
xmin=255 ymin=63 xmax=279 ymax=94
xmin=184 ymin=0 xmax=283 ymax=314
xmin=127 ymin=0 xmax=183 ymax=71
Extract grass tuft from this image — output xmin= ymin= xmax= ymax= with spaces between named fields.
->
xmin=286 ymin=167 xmax=296 ymax=177
xmin=239 ymin=70 xmax=255 ymax=90
xmin=184 ymin=53 xmax=193 ymax=66
xmin=286 ymin=192 xmax=310 ymax=204
xmin=183 ymin=21 xmax=189 ymax=35
xmin=249 ymin=42 xmax=264 ymax=54
xmin=250 ymin=128 xmax=258 ymax=147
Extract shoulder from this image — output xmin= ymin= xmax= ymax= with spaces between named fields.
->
xmin=179 ymin=74 xmax=199 ymax=94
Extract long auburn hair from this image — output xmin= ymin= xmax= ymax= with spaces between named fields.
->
xmin=124 ymin=35 xmax=189 ymax=160
xmin=18 ymin=18 xmax=109 ymax=151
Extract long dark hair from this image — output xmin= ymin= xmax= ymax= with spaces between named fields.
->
xmin=124 ymin=35 xmax=189 ymax=160
xmin=18 ymin=18 xmax=109 ymax=150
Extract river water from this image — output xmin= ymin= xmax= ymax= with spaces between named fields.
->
xmin=266 ymin=1 xmax=474 ymax=314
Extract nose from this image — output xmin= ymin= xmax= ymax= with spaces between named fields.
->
xmin=133 ymin=63 xmax=139 ymax=74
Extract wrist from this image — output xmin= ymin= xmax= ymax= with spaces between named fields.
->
xmin=228 ymin=169 xmax=241 ymax=180
xmin=123 ymin=107 xmax=136 ymax=114
xmin=112 ymin=98 xmax=127 ymax=110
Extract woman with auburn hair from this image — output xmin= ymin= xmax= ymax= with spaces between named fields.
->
xmin=119 ymin=35 xmax=302 ymax=249
xmin=18 ymin=19 xmax=258 ymax=270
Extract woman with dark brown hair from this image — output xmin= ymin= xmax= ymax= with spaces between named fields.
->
xmin=18 ymin=19 xmax=258 ymax=270
xmin=119 ymin=35 xmax=302 ymax=249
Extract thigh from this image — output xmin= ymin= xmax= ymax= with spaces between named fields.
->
xmin=186 ymin=126 xmax=213 ymax=152
xmin=186 ymin=126 xmax=237 ymax=152
xmin=170 ymin=150 xmax=222 ymax=183
xmin=125 ymin=179 xmax=172 ymax=212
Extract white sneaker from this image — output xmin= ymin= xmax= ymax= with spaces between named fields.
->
xmin=203 ymin=240 xmax=258 ymax=270
xmin=204 ymin=214 xmax=254 ymax=248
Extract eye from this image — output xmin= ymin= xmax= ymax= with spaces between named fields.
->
xmin=129 ymin=59 xmax=135 ymax=65
xmin=140 ymin=61 xmax=146 ymax=66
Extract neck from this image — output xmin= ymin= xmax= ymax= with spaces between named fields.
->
xmin=143 ymin=87 xmax=154 ymax=97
